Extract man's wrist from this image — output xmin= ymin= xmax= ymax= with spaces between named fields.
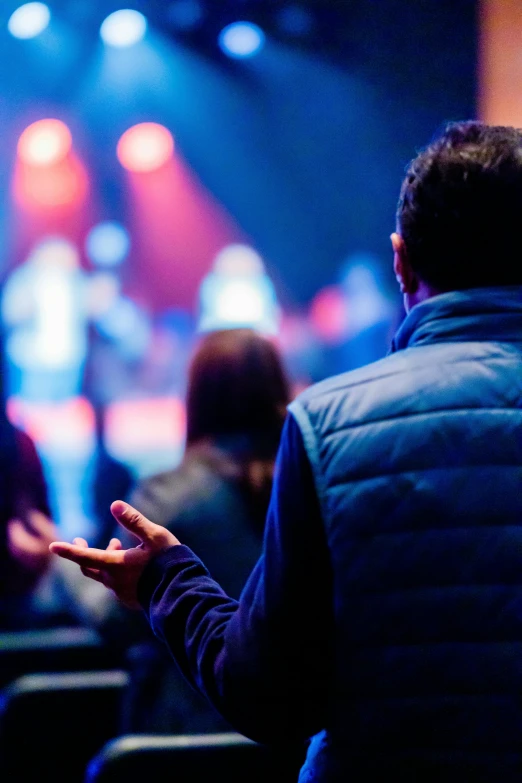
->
xmin=137 ymin=544 xmax=202 ymax=610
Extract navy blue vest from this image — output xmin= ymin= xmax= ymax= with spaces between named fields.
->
xmin=290 ymin=287 xmax=522 ymax=782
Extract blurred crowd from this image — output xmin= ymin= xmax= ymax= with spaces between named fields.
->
xmin=0 ymin=327 xmax=291 ymax=734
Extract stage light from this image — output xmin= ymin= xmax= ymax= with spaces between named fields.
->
xmin=218 ymin=22 xmax=265 ymax=59
xmin=116 ymin=123 xmax=174 ymax=173
xmin=17 ymin=119 xmax=72 ymax=167
xmin=85 ymin=221 xmax=130 ymax=267
xmin=14 ymin=157 xmax=88 ymax=208
xmin=8 ymin=2 xmax=50 ymax=39
xmin=100 ymin=9 xmax=147 ymax=48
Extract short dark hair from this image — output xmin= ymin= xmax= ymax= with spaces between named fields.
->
xmin=397 ymin=121 xmax=522 ymax=291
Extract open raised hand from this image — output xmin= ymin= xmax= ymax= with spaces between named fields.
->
xmin=49 ymin=500 xmax=180 ymax=609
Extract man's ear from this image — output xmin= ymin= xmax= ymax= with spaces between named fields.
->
xmin=391 ymin=233 xmax=418 ymax=295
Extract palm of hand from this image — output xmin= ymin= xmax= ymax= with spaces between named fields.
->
xmin=93 ymin=544 xmax=153 ymax=610
xmin=50 ymin=501 xmax=180 ymax=610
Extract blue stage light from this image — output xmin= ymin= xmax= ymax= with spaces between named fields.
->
xmin=100 ymin=9 xmax=147 ymax=48
xmin=85 ymin=222 xmax=130 ymax=267
xmin=8 ymin=2 xmax=50 ymax=39
xmin=218 ymin=22 xmax=265 ymax=59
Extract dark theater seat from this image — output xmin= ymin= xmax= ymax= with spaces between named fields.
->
xmin=0 ymin=669 xmax=129 ymax=782
xmin=85 ymin=732 xmax=303 ymax=783
xmin=0 ymin=626 xmax=121 ymax=689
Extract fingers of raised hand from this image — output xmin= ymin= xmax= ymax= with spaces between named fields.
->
xmin=110 ymin=501 xmax=179 ymax=549
xmin=49 ymin=542 xmax=123 ymax=569
xmin=110 ymin=501 xmax=155 ymax=544
xmin=81 ymin=560 xmax=141 ymax=609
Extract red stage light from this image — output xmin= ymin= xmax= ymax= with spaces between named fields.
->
xmin=17 ymin=119 xmax=72 ymax=166
xmin=13 ymin=155 xmax=88 ymax=209
xmin=116 ymin=123 xmax=174 ymax=173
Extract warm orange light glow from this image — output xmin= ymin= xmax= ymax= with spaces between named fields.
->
xmin=17 ymin=119 xmax=72 ymax=166
xmin=13 ymin=154 xmax=88 ymax=209
xmin=116 ymin=123 xmax=174 ymax=173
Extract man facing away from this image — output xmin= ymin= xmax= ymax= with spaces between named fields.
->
xmin=52 ymin=122 xmax=522 ymax=782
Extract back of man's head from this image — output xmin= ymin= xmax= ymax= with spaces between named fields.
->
xmin=397 ymin=121 xmax=522 ymax=291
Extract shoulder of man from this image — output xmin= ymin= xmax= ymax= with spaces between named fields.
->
xmin=291 ymin=350 xmax=411 ymax=415
xmin=288 ymin=339 xmax=465 ymax=441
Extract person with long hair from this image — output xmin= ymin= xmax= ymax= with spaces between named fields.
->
xmin=136 ymin=326 xmax=290 ymax=572
xmin=54 ymin=327 xmax=292 ymax=734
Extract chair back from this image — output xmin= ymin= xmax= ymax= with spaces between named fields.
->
xmin=0 ymin=669 xmax=129 ymax=782
xmin=0 ymin=626 xmax=121 ymax=689
xmin=86 ymin=732 xmax=303 ymax=783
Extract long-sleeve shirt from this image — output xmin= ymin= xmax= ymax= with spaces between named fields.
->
xmin=138 ymin=413 xmax=334 ymax=745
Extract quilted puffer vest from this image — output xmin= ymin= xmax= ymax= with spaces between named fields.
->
xmin=290 ymin=287 xmax=522 ymax=782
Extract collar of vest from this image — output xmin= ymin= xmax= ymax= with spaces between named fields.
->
xmin=391 ymin=286 xmax=522 ymax=352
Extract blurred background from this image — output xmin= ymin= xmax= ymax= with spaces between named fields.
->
xmin=0 ymin=0 xmax=507 ymax=539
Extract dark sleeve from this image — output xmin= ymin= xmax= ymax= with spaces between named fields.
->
xmin=138 ymin=413 xmax=334 ymax=743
